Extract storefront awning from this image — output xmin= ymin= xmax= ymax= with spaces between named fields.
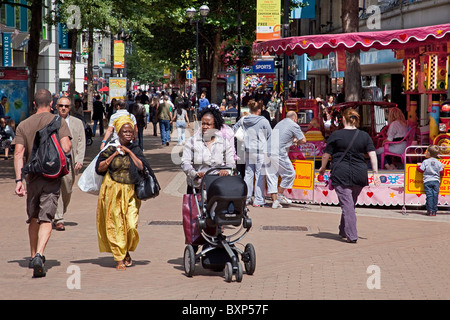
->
xmin=253 ymin=23 xmax=450 ymax=57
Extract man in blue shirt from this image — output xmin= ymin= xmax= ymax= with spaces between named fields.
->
xmin=198 ymin=92 xmax=209 ymax=112
xmin=224 ymin=104 xmax=238 ymax=118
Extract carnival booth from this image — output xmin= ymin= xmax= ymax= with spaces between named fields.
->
xmin=253 ymin=24 xmax=450 ymax=207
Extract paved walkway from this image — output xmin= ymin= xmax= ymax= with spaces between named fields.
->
xmin=1 ymin=124 xmax=450 ymax=302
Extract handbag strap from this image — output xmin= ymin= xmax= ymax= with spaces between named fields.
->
xmin=332 ymin=129 xmax=360 ymax=170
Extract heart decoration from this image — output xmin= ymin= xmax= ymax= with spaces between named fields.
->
xmin=399 ymin=33 xmax=407 ymax=41
xmin=416 ymin=194 xmax=422 ymax=197
xmin=367 ymin=192 xmax=374 ymax=198
xmin=330 ymin=39 xmax=337 ymax=45
xmin=322 ymin=190 xmax=329 ymax=196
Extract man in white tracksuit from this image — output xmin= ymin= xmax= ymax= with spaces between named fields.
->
xmin=266 ymin=111 xmax=306 ymax=209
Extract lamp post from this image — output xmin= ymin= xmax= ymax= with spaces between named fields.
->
xmin=186 ymin=5 xmax=210 ymax=113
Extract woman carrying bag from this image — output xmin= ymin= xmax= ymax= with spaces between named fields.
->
xmin=318 ymin=108 xmax=380 ymax=243
xmin=95 ymin=115 xmax=152 ymax=270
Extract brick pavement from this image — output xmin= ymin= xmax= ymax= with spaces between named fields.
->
xmin=1 ymin=124 xmax=450 ymax=301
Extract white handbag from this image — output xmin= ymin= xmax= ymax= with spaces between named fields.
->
xmin=77 ymin=140 xmax=118 ymax=195
xmin=77 ymin=154 xmax=103 ymax=195
xmin=235 ymin=126 xmax=245 ymax=142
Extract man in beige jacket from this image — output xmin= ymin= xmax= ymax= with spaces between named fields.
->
xmin=54 ymin=96 xmax=86 ymax=231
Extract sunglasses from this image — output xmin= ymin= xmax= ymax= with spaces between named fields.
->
xmin=57 ymin=104 xmax=71 ymax=108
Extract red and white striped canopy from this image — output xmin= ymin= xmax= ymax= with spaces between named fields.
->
xmin=253 ymin=23 xmax=450 ymax=56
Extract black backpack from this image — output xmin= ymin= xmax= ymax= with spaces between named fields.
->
xmin=22 ymin=115 xmax=70 ymax=179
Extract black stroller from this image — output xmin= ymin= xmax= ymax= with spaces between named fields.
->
xmin=85 ymin=124 xmax=93 ymax=146
xmin=182 ymin=167 xmax=255 ymax=282
xmin=73 ymin=114 xmax=93 ymax=146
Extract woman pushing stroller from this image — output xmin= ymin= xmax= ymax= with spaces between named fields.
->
xmin=180 ymin=105 xmax=255 ymax=282
xmin=181 ymin=105 xmax=236 ymax=193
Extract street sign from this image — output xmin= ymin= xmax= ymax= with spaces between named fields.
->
xmin=186 ymin=70 xmax=193 ymax=79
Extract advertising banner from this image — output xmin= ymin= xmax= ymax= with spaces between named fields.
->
xmin=109 ymin=77 xmax=127 ymax=103
xmin=114 ymin=40 xmax=125 ymax=69
xmin=253 ymin=60 xmax=275 ymax=73
xmin=2 ymin=33 xmax=12 ymax=67
xmin=292 ymin=160 xmax=315 ymax=190
xmin=0 ymin=68 xmax=29 ymax=123
xmin=256 ymin=0 xmax=281 ymax=42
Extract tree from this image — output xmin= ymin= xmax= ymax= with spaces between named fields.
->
xmin=126 ymin=44 xmax=166 ymax=86
xmin=342 ymin=0 xmax=362 ymax=101
xmin=53 ymin=0 xmax=155 ymax=109
xmin=132 ymin=0 xmax=257 ymax=104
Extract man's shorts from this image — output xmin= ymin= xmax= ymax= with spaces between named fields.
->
xmin=26 ymin=175 xmax=61 ymax=224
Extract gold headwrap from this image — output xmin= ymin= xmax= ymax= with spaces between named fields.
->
xmin=113 ymin=115 xmax=134 ymax=133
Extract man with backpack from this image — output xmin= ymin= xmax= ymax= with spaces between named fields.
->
xmin=13 ymin=89 xmax=72 ymax=278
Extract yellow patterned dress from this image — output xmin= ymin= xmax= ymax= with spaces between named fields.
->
xmin=96 ymin=146 xmax=141 ymax=262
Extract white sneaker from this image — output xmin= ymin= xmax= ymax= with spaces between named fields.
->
xmin=272 ymin=200 xmax=283 ymax=209
xmin=278 ymin=194 xmax=292 ymax=204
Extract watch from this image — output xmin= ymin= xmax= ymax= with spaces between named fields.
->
xmin=15 ymin=179 xmax=23 ymax=183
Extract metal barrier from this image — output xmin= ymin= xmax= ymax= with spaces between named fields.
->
xmin=402 ymin=145 xmax=448 ymax=215
xmin=292 ymin=142 xmax=317 ymax=206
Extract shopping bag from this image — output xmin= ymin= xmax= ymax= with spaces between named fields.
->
xmin=182 ymin=194 xmax=216 ymax=245
xmin=77 ymin=140 xmax=119 ymax=195
xmin=234 ymin=126 xmax=245 ymax=142
xmin=77 ymin=154 xmax=103 ymax=194
xmin=182 ymin=194 xmax=203 ymax=245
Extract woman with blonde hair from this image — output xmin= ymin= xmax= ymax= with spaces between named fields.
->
xmin=319 ymin=108 xmax=380 ymax=243
xmin=376 ymin=107 xmax=408 ymax=170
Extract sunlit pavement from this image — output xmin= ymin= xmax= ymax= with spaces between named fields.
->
xmin=1 ymin=125 xmax=449 ymax=301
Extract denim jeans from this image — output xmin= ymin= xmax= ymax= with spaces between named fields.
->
xmin=424 ymin=180 xmax=440 ymax=212
xmin=159 ymin=120 xmax=171 ymax=144
xmin=92 ymin=119 xmax=103 ymax=136
xmin=176 ymin=120 xmax=186 ymax=145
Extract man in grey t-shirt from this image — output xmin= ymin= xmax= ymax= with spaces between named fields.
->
xmin=266 ymin=111 xmax=306 ymax=208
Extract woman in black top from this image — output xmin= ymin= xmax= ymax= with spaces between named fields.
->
xmin=319 ymin=108 xmax=380 ymax=243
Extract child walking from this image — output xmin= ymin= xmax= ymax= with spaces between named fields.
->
xmin=417 ymin=145 xmax=445 ymax=216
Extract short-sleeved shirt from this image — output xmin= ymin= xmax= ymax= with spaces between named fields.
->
xmin=269 ymin=118 xmax=305 ymax=153
xmin=324 ymin=129 xmax=375 ymax=187
xmin=420 ymin=157 xmax=444 ymax=183
xmin=13 ymin=112 xmax=71 ymax=163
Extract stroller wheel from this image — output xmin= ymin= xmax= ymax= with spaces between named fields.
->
xmin=235 ymin=262 xmax=243 ymax=282
xmin=183 ymin=245 xmax=196 ymax=277
xmin=243 ymin=243 xmax=256 ymax=275
xmin=224 ymin=262 xmax=233 ymax=283
xmin=86 ymin=138 xmax=93 ymax=146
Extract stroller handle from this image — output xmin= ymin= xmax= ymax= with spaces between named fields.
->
xmin=200 ymin=167 xmax=234 ymax=190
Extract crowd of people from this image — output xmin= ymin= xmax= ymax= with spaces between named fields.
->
xmin=9 ymin=85 xmax=442 ymax=278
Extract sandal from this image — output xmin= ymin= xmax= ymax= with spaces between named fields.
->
xmin=124 ymin=253 xmax=132 ymax=267
xmin=116 ymin=261 xmax=126 ymax=271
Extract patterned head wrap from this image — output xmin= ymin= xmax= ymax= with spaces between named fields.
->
xmin=113 ymin=115 xmax=134 ymax=133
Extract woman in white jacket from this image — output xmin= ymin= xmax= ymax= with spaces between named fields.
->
xmin=181 ymin=106 xmax=235 ymax=194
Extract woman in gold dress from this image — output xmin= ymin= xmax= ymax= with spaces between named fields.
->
xmin=95 ymin=115 xmax=150 ymax=270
